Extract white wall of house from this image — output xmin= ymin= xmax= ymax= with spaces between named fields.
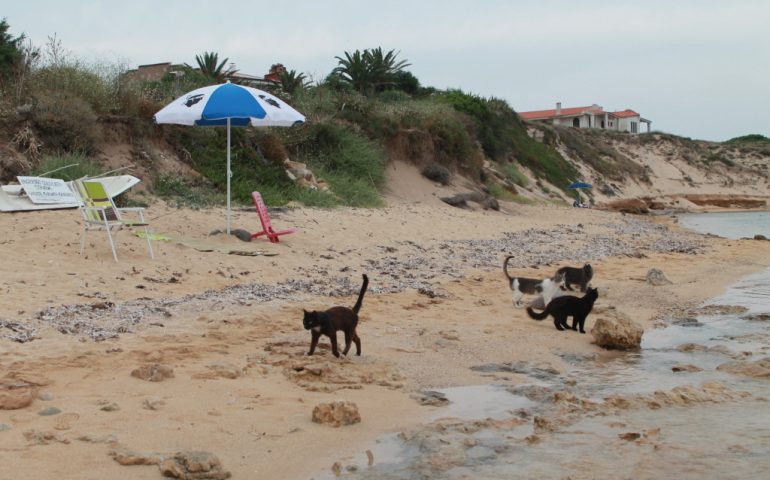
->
xmin=616 ymin=115 xmax=641 ymax=133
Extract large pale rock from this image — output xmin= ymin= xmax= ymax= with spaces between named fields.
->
xmin=591 ymin=310 xmax=643 ymax=350
xmin=312 ymin=401 xmax=361 ymax=427
xmin=646 ymin=268 xmax=672 ymax=286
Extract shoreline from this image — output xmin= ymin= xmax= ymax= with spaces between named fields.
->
xmin=2 ymin=203 xmax=770 ymax=479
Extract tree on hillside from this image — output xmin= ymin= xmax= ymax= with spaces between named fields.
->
xmin=0 ymin=18 xmax=24 ymax=79
xmin=193 ymin=51 xmax=236 ymax=82
xmin=332 ymin=47 xmax=410 ymax=95
xmin=278 ymin=69 xmax=310 ymax=96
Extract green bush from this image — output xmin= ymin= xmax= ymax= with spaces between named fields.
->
xmin=498 ymin=162 xmax=529 ymax=187
xmin=32 ymin=92 xmax=101 ymax=154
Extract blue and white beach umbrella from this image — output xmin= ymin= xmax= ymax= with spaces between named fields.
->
xmin=154 ymin=82 xmax=305 ymax=233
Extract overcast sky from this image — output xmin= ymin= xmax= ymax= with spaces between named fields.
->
xmin=4 ymin=0 xmax=769 ymax=141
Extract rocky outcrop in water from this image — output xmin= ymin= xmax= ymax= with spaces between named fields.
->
xmin=591 ymin=309 xmax=643 ymax=350
xmin=716 ymin=358 xmax=770 ymax=379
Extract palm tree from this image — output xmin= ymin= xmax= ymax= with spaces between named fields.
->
xmin=194 ymin=51 xmax=236 ymax=82
xmin=332 ymin=47 xmax=410 ymax=95
xmin=278 ymin=69 xmax=310 ymax=96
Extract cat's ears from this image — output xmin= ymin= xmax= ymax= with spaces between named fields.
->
xmin=302 ymin=309 xmax=308 ymax=314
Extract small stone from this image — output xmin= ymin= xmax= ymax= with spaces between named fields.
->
xmin=131 ymin=364 xmax=175 ymax=382
xmin=38 ymin=392 xmax=54 ymax=401
xmin=619 ymin=432 xmax=641 ymax=441
xmin=312 ymin=401 xmax=361 ymax=427
xmin=38 ymin=407 xmax=61 ymax=416
xmin=100 ymin=402 xmax=120 ymax=412
xmin=142 ymin=397 xmax=166 ymax=411
xmin=0 ymin=423 xmax=11 ymax=431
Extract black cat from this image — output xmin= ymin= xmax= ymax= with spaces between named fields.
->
xmin=526 ymin=287 xmax=599 ymax=333
xmin=303 ymin=274 xmax=369 ymax=357
xmin=557 ymin=263 xmax=594 ymax=292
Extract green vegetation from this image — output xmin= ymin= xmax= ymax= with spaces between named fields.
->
xmin=193 ymin=51 xmax=235 ymax=83
xmin=31 ymin=152 xmax=103 ymax=180
xmin=0 ymin=18 xmax=24 ymax=83
xmin=725 ymin=134 xmax=769 ymax=145
xmin=278 ymin=69 xmax=310 ymax=96
xmin=333 ymin=47 xmax=411 ymax=95
xmin=496 ymin=161 xmax=529 ymax=188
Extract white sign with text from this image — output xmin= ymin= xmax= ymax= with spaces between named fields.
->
xmin=17 ymin=176 xmax=79 ymax=204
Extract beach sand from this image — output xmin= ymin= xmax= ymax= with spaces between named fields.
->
xmin=2 ymin=162 xmax=770 ymax=479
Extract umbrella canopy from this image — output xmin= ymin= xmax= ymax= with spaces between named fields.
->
xmin=567 ymin=182 xmax=593 ymax=189
xmin=154 ymin=82 xmax=305 ymax=233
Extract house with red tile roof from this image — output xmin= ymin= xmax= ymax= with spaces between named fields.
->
xmin=519 ymin=103 xmax=651 ymax=133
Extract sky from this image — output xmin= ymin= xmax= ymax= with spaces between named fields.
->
xmin=4 ymin=0 xmax=770 ymax=141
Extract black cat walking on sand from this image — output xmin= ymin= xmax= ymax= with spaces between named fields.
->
xmin=303 ymin=274 xmax=369 ymax=357
xmin=526 ymin=287 xmax=599 ymax=333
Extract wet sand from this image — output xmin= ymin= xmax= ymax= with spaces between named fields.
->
xmin=2 ymin=180 xmax=770 ymax=478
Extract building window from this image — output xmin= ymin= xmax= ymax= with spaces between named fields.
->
xmin=601 ymin=120 xmax=605 ymax=128
xmin=573 ymin=118 xmax=580 ymax=127
xmin=631 ymin=121 xmax=638 ymax=133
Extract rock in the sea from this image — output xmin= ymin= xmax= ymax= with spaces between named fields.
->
xmin=312 ymin=401 xmax=361 ymax=427
xmin=646 ymin=268 xmax=672 ymax=286
xmin=672 ymin=364 xmax=703 ymax=373
xmin=131 ymin=364 xmax=175 ymax=382
xmin=716 ymin=358 xmax=770 ymax=379
xmin=159 ymin=451 xmax=231 ymax=480
xmin=591 ymin=311 xmax=643 ymax=350
xmin=412 ymin=390 xmax=449 ymax=407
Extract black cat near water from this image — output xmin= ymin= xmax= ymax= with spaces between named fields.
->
xmin=303 ymin=274 xmax=369 ymax=358
xmin=526 ymin=287 xmax=599 ymax=333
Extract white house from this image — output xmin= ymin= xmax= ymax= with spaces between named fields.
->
xmin=519 ymin=103 xmax=651 ymax=133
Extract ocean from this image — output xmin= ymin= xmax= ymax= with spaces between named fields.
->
xmin=326 ymin=211 xmax=770 ymax=480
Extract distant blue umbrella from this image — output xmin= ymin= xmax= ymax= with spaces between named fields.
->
xmin=568 ymin=182 xmax=593 ymax=189
xmin=154 ymin=82 xmax=305 ymax=233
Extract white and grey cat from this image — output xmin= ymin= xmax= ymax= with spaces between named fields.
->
xmin=503 ymin=255 xmax=566 ymax=308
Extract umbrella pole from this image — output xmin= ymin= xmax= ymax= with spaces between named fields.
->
xmin=226 ymin=118 xmax=231 ymax=235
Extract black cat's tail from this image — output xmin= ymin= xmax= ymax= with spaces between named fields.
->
xmin=352 ymin=274 xmax=369 ymax=315
xmin=503 ymin=255 xmax=515 ymax=282
xmin=526 ymin=306 xmax=549 ymax=321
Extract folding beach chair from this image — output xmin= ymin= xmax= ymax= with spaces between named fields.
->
xmin=249 ymin=191 xmax=297 ymax=243
xmin=74 ymin=179 xmax=154 ymax=262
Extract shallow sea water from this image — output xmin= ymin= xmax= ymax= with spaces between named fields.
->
xmin=320 ymin=212 xmax=770 ymax=480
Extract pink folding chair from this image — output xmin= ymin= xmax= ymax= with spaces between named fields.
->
xmin=250 ymin=192 xmax=298 ymax=243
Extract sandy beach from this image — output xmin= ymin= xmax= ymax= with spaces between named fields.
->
xmin=2 ymin=162 xmax=770 ymax=479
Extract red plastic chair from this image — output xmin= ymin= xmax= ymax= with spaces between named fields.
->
xmin=250 ymin=192 xmax=298 ymax=243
